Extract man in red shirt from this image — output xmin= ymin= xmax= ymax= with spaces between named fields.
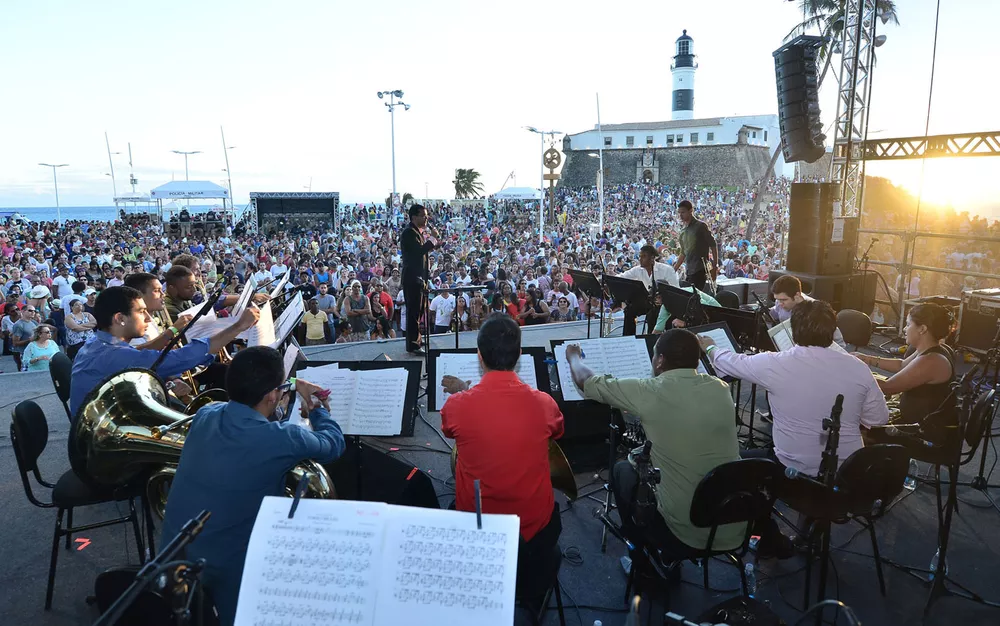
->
xmin=441 ymin=313 xmax=564 ymax=602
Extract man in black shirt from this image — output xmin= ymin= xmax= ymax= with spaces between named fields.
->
xmin=399 ymin=204 xmax=439 ymax=355
xmin=672 ymin=200 xmax=718 ymax=294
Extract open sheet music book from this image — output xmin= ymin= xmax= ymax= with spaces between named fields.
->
xmin=241 ymin=303 xmax=275 ymax=347
xmin=271 ymin=292 xmax=305 ymax=349
xmin=232 ymin=275 xmax=258 ymax=319
xmin=234 ymin=497 xmax=519 ymax=626
xmin=269 ymin=271 xmax=291 ymax=299
xmin=434 ymin=352 xmax=537 ymax=410
xmin=179 ymin=302 xmax=239 ymax=340
xmin=296 ymin=364 xmax=407 ymax=436
xmin=554 ymin=336 xmax=653 ymax=402
xmin=768 ymin=319 xmax=849 ymax=354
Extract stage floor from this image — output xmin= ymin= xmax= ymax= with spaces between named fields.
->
xmin=2 ymin=327 xmax=999 ymax=625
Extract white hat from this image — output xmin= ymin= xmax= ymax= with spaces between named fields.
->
xmin=84 ymin=287 xmax=97 ymax=296
xmin=28 ymin=285 xmax=51 ymax=299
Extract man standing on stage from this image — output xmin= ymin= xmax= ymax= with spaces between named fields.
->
xmin=400 ymin=204 xmax=438 ymax=355
xmin=618 ymin=244 xmax=679 ymax=336
xmin=672 ymin=200 xmax=718 ymax=294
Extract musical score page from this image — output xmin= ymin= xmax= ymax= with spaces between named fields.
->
xmin=375 ymin=506 xmax=519 ymax=626
xmin=435 ymin=352 xmax=537 ymax=410
xmin=271 ymin=292 xmax=305 ymax=348
xmin=283 ymin=344 xmax=301 ymax=379
xmin=232 ymin=275 xmax=257 ymax=319
xmin=269 ymin=272 xmax=291 ymax=299
xmin=350 ymin=369 xmax=407 ymax=436
xmin=241 ymin=301 xmax=275 ymax=346
xmin=768 ymin=319 xmax=796 ymax=352
xmin=699 ymin=327 xmax=739 ymax=355
xmin=554 ymin=337 xmax=652 ymax=402
xmin=234 ymin=497 xmax=385 ymax=626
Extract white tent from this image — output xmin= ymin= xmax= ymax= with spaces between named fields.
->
xmin=150 ymin=181 xmax=230 ymax=199
xmin=492 ymin=186 xmax=541 ymax=200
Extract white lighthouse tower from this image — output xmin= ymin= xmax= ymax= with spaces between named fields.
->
xmin=671 ymin=29 xmax=697 ymax=120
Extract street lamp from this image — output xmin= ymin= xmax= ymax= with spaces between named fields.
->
xmin=524 ymin=126 xmax=561 ymax=243
xmin=377 ymin=89 xmax=410 ymax=225
xmin=38 ymin=163 xmax=68 ymax=224
xmin=220 ymin=126 xmax=236 ymax=208
xmin=171 ymin=149 xmax=202 ymax=181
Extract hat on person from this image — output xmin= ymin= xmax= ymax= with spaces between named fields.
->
xmin=28 ymin=285 xmax=51 ymax=299
xmin=84 ymin=287 xmax=97 ymax=296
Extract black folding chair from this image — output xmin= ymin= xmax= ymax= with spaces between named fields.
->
xmin=714 ymin=289 xmax=741 ymax=309
xmin=10 ymin=400 xmax=145 ymax=609
xmin=49 ymin=351 xmax=73 ymax=421
xmin=515 ymin=543 xmax=567 ymax=626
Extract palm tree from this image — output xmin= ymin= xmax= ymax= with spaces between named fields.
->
xmin=745 ymin=0 xmax=899 ymax=240
xmin=384 ymin=192 xmax=414 ymax=209
xmin=453 ymin=168 xmax=485 ymax=199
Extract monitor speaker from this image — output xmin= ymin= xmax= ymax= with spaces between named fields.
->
xmin=787 ymin=183 xmax=859 ymax=276
xmin=774 ymin=36 xmax=826 ymax=163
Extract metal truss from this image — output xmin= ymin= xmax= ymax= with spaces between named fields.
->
xmin=829 ymin=0 xmax=876 ymax=216
xmin=862 ymin=131 xmax=1000 ymax=160
xmin=247 ymin=198 xmax=259 ymax=234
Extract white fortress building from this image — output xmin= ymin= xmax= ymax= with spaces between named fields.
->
xmin=562 ymin=30 xmax=790 ymax=183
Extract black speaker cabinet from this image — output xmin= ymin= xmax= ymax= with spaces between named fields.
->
xmin=787 ymin=183 xmax=859 ymax=276
xmin=767 ymin=269 xmax=876 ymax=313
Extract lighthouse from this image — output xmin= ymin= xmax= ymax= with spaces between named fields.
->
xmin=671 ymin=29 xmax=697 ymax=120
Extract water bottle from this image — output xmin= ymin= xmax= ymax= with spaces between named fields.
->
xmin=903 ymin=459 xmax=919 ymax=492
xmin=745 ymin=563 xmax=757 ymax=597
xmin=748 ymin=536 xmax=760 ymax=551
xmin=928 ymin=548 xmax=948 ymax=581
xmin=620 ymin=555 xmax=632 ymax=575
xmin=593 ymin=621 xmax=603 ymax=626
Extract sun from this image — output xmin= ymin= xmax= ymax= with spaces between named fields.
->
xmin=894 ymin=158 xmax=1000 ymax=216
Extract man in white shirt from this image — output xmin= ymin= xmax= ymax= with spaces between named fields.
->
xmin=52 ymin=265 xmax=76 ymax=298
xmin=454 ymin=267 xmax=472 ymax=286
xmin=429 ymin=288 xmax=456 ymax=335
xmin=618 ymin=245 xmax=680 ymax=336
xmin=699 ymin=299 xmax=889 ymax=476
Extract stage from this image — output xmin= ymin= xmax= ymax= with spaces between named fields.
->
xmin=2 ymin=323 xmax=999 ymax=625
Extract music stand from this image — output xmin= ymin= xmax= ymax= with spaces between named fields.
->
xmin=657 ymin=281 xmax=709 ymax=327
xmin=425 ymin=346 xmax=550 ymax=412
xmin=604 ymin=275 xmax=651 ymax=336
xmin=430 ymin=285 xmax=487 ymax=349
xmin=293 ymin=359 xmax=421 ymax=500
xmin=569 ymin=269 xmax=605 ymax=339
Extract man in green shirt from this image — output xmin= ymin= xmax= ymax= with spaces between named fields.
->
xmin=565 ymin=329 xmax=744 ymax=557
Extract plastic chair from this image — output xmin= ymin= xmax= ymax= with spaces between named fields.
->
xmin=714 ymin=289 xmax=741 ymax=309
xmin=836 ymin=309 xmax=873 ymax=350
xmin=9 ymin=400 xmax=145 ymax=609
xmin=49 ymin=352 xmax=73 ymax=421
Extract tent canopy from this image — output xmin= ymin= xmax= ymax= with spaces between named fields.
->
xmin=492 ymin=186 xmax=541 ymax=200
xmin=150 ymin=180 xmax=229 ymax=199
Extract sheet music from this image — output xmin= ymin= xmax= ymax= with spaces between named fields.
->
xmin=234 ymin=497 xmax=385 ymax=626
xmin=699 ymin=327 xmax=739 ymax=355
xmin=350 ymin=369 xmax=407 ymax=436
xmin=241 ymin=302 xmax=276 ymax=346
xmin=435 ymin=352 xmax=537 ymax=410
xmin=271 ymin=292 xmax=305 ymax=348
xmin=292 ymin=363 xmax=339 ymax=430
xmin=375 ymin=506 xmax=519 ymax=626
xmin=554 ymin=337 xmax=652 ymax=402
xmin=283 ymin=344 xmax=301 ymax=379
xmin=768 ymin=319 xmax=796 ymax=352
xmin=269 ymin=272 xmax=291 ymax=299
xmin=232 ymin=275 xmax=258 ymax=319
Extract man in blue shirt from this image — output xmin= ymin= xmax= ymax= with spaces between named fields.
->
xmin=161 ymin=347 xmax=345 ymax=625
xmin=69 ymin=286 xmax=261 ymax=416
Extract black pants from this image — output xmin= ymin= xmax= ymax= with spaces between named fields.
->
xmin=67 ymin=342 xmax=84 ymax=360
xmin=739 ymin=447 xmax=789 ymax=547
xmin=686 ymin=270 xmax=708 ymax=294
xmin=610 ymin=461 xmax=694 ymax=560
xmin=516 ymin=501 xmax=563 ymax=604
xmin=402 ymin=279 xmax=423 ymax=351
xmin=623 ymin=301 xmax=652 ymax=337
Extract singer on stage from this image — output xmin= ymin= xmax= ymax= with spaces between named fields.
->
xmin=400 ymin=204 xmax=439 ymax=355
xmin=673 ymin=200 xmax=718 ymax=294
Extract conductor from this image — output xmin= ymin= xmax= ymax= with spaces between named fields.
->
xmin=400 ymin=204 xmax=439 ymax=355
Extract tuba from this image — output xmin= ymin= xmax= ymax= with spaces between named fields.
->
xmin=70 ymin=369 xmax=334 ymax=519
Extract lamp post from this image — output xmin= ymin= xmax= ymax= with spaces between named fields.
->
xmin=38 ymin=163 xmax=68 ymax=225
xmin=220 ymin=126 xmax=236 ymax=210
xmin=524 ymin=126 xmax=561 ymax=243
xmin=377 ymin=90 xmax=410 ymax=225
xmin=105 ymin=132 xmax=121 ymax=198
xmin=171 ymin=150 xmax=202 ymax=181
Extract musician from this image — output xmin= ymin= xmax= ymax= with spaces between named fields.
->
xmin=68 ymin=286 xmax=260 ymax=416
xmin=768 ymin=275 xmax=847 ymax=348
xmin=440 ymin=313 xmax=564 ymax=603
xmin=699 ymin=300 xmax=889 ymax=477
xmin=672 ymin=200 xmax=718 ymax=294
xmin=564 ymin=329 xmax=749 ymax=559
xmin=400 ymin=204 xmax=439 ymax=355
xmin=124 ymin=272 xmax=192 ymax=350
xmin=859 ymin=303 xmax=956 ymax=441
xmin=161 ymin=347 xmax=345 ymax=626
xmin=618 ymin=244 xmax=680 ymax=335
xmin=170 ymin=253 xmax=269 ymax=314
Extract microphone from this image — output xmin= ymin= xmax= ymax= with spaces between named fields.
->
xmin=784 ymin=466 xmax=831 ymax=490
xmin=884 ymin=425 xmax=935 ymax=447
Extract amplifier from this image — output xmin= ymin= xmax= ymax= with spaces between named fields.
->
xmin=716 ymin=277 xmax=770 ymax=305
xmin=766 ymin=269 xmax=876 ymax=313
xmin=957 ymin=289 xmax=1000 ymax=353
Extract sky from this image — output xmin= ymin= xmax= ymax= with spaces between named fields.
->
xmin=0 ymin=0 xmax=997 ymax=219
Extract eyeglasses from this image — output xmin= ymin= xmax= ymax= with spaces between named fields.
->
xmin=39 ymin=329 xmax=51 ymax=334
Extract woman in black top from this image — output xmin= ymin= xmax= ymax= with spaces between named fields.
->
xmin=518 ymin=289 xmax=550 ymax=326
xmin=856 ymin=303 xmax=956 ymax=440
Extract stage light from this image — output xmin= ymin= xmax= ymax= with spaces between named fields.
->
xmin=393 ymin=90 xmax=403 ymax=98
xmin=874 ymin=35 xmax=887 ymax=47
xmin=377 ymin=92 xmax=384 ymax=99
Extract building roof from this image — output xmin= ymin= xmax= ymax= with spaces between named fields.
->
xmin=149 ymin=180 xmax=229 ymax=199
xmin=569 ymin=117 xmax=723 ymax=136
xmin=677 ymin=29 xmax=692 ymax=41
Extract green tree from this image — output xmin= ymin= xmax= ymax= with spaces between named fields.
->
xmin=452 ymin=168 xmax=485 ymax=199
xmin=385 ymin=192 xmax=414 ymax=209
xmin=745 ymin=0 xmax=900 ymax=240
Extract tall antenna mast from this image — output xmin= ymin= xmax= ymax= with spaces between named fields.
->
xmin=105 ymin=132 xmax=118 ymax=198
xmin=128 ymin=142 xmax=137 ymax=193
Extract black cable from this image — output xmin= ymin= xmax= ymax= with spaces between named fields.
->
xmin=792 ymin=600 xmax=861 ymax=626
xmin=562 ymin=545 xmax=584 ymax=567
xmin=557 ymin=581 xmax=586 ymax=626
xmin=416 ymin=403 xmax=453 ymax=451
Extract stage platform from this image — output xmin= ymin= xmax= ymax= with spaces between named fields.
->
xmin=2 ymin=328 xmax=999 ymax=625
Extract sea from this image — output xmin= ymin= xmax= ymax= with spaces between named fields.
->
xmin=0 ymin=205 xmax=224 ymax=224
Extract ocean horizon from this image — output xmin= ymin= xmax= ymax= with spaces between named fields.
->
xmin=0 ymin=205 xmax=232 ymax=223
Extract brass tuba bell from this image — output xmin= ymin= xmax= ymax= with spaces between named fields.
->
xmin=70 ymin=369 xmax=334 ymax=518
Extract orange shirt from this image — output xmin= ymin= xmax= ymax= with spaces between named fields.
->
xmin=441 ymin=370 xmax=564 ymax=540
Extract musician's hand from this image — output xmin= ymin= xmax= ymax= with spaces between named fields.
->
xmin=565 ymin=344 xmax=583 ymax=360
xmin=442 ymin=375 xmax=470 ymax=394
xmin=697 ymin=335 xmax=716 ymax=352
xmin=672 ymin=318 xmax=687 ymax=328
xmin=175 ymin=314 xmax=194 ymax=329
xmin=237 ymin=306 xmax=261 ymax=330
xmin=295 ymin=379 xmax=330 ymax=412
xmin=252 ymin=293 xmax=271 ymax=305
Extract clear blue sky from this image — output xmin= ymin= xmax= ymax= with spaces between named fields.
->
xmin=0 ymin=0 xmax=996 ymax=216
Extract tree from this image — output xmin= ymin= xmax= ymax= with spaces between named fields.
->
xmin=384 ymin=192 xmax=414 ymax=209
xmin=745 ymin=0 xmax=900 ymax=240
xmin=453 ymin=168 xmax=485 ymax=199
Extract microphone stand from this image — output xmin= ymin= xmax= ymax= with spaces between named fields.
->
xmin=150 ymin=279 xmax=228 ymax=373
xmin=94 ymin=511 xmax=212 ymax=626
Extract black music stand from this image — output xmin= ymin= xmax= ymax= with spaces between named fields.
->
xmin=605 ymin=275 xmax=651 ymax=336
xmin=429 ymin=285 xmax=487 ymax=350
xmin=569 ymin=269 xmax=605 ymax=339
xmin=657 ymin=281 xmax=710 ymax=327
xmin=293 ymin=359 xmax=421 ymax=500
xmin=425 ymin=346 xmax=550 ymax=412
